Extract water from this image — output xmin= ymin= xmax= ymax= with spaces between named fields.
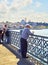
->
xmin=31 ymin=29 xmax=48 ymax=37
xmin=10 ymin=29 xmax=48 ymax=37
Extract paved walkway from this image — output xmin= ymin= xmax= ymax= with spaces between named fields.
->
xmin=0 ymin=44 xmax=34 ymax=65
xmin=0 ymin=44 xmax=19 ymax=65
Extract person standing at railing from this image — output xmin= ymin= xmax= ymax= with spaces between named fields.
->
xmin=0 ymin=30 xmax=2 ymax=44
xmin=20 ymin=24 xmax=34 ymax=58
xmin=1 ymin=24 xmax=9 ymax=43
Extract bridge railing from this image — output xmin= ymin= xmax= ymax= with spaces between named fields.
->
xmin=6 ymin=30 xmax=48 ymax=65
xmin=28 ymin=35 xmax=48 ymax=65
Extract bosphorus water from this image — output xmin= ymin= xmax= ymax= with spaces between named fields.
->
xmin=10 ymin=29 xmax=48 ymax=37
xmin=31 ymin=29 xmax=48 ymax=37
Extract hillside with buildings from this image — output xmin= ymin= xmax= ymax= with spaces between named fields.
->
xmin=0 ymin=20 xmax=48 ymax=30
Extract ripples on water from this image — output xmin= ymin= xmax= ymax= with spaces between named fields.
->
xmin=31 ymin=29 xmax=48 ymax=37
xmin=10 ymin=29 xmax=48 ymax=37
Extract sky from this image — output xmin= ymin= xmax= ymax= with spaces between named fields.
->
xmin=0 ymin=0 xmax=48 ymax=22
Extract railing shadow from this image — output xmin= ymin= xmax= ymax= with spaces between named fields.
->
xmin=3 ymin=43 xmax=34 ymax=65
xmin=17 ymin=57 xmax=35 ymax=65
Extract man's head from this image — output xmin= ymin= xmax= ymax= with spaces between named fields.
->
xmin=25 ymin=24 xmax=31 ymax=28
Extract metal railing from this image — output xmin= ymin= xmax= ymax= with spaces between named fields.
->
xmin=6 ymin=30 xmax=48 ymax=65
xmin=28 ymin=35 xmax=48 ymax=65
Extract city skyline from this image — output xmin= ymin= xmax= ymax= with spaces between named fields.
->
xmin=0 ymin=0 xmax=48 ymax=22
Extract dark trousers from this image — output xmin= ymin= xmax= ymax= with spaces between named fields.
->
xmin=1 ymin=33 xmax=4 ymax=41
xmin=1 ymin=31 xmax=9 ymax=44
xmin=20 ymin=38 xmax=27 ymax=57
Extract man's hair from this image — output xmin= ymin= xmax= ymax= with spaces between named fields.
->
xmin=25 ymin=24 xmax=30 ymax=28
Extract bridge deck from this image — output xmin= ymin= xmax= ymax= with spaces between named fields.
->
xmin=0 ymin=44 xmax=34 ymax=65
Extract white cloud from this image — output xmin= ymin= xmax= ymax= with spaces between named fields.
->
xmin=0 ymin=0 xmax=33 ymax=21
xmin=35 ymin=1 xmax=41 ymax=8
xmin=10 ymin=0 xmax=33 ymax=9
xmin=0 ymin=0 xmax=33 ymax=15
xmin=0 ymin=0 xmax=48 ymax=22
xmin=27 ymin=12 xmax=48 ymax=22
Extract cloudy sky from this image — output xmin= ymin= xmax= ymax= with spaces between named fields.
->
xmin=0 ymin=0 xmax=48 ymax=22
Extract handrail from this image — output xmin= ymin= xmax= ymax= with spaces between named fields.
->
xmin=5 ymin=30 xmax=48 ymax=65
xmin=31 ymin=34 xmax=48 ymax=39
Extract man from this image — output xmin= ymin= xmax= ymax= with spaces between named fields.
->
xmin=20 ymin=24 xmax=34 ymax=58
xmin=1 ymin=24 xmax=9 ymax=43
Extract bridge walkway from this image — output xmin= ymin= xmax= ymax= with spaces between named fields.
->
xmin=0 ymin=44 xmax=34 ymax=65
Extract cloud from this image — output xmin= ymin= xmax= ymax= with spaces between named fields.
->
xmin=10 ymin=0 xmax=33 ymax=9
xmin=0 ymin=0 xmax=33 ymax=14
xmin=35 ymin=1 xmax=41 ymax=8
xmin=0 ymin=0 xmax=33 ymax=10
xmin=5 ymin=0 xmax=13 ymax=7
xmin=27 ymin=12 xmax=48 ymax=22
xmin=0 ymin=0 xmax=32 ymax=10
xmin=0 ymin=0 xmax=48 ymax=22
